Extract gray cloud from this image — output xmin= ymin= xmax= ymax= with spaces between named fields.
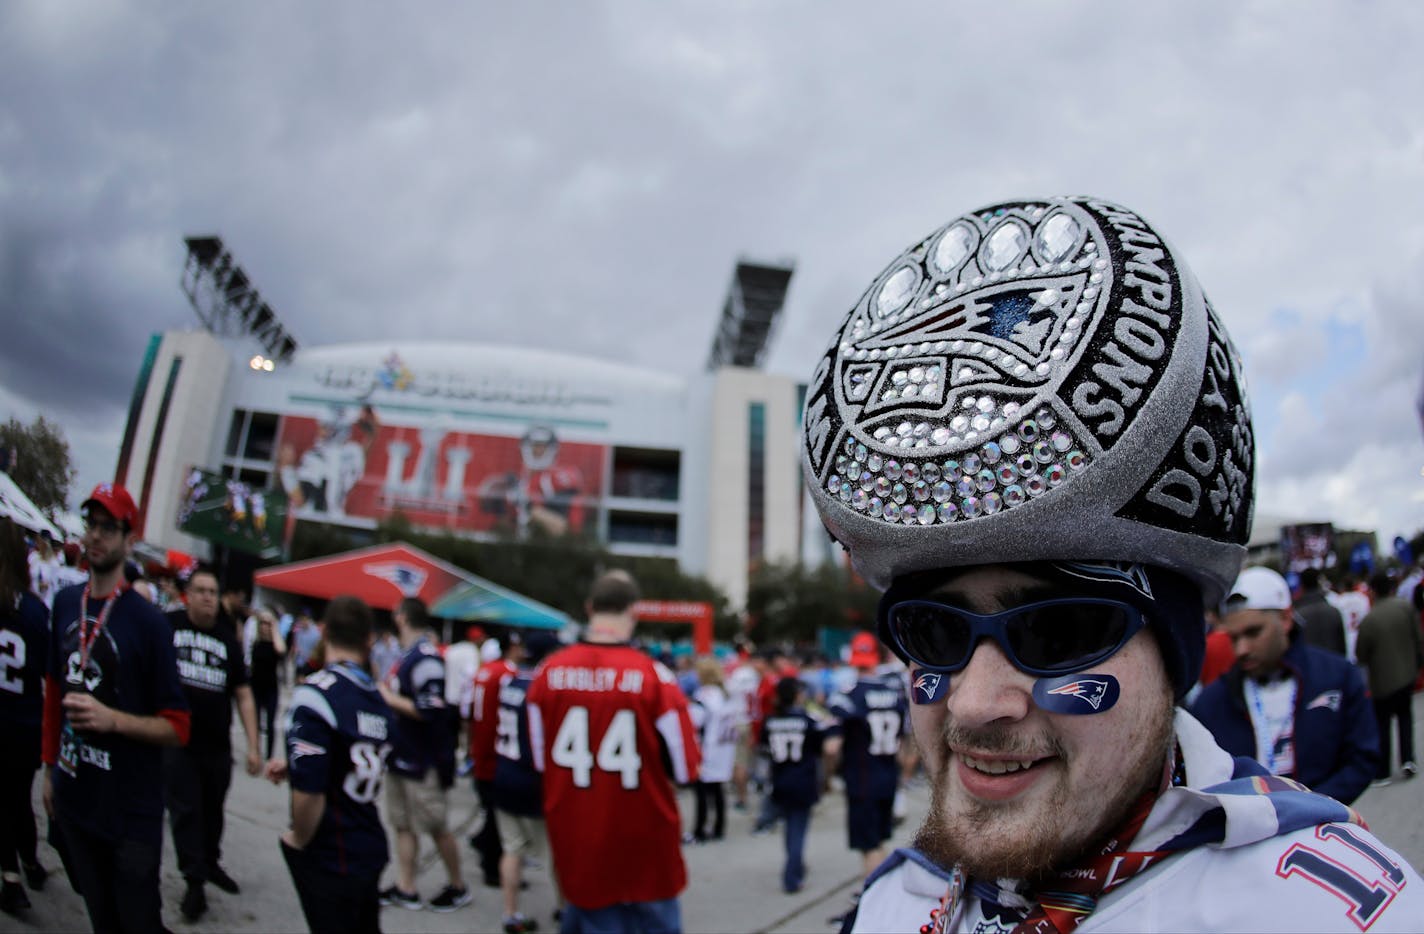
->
xmin=3 ymin=1 xmax=1423 ymax=536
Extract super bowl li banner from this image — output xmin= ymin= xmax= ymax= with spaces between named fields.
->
xmin=271 ymin=406 xmax=606 ymax=538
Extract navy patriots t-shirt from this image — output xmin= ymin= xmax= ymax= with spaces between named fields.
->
xmin=285 ymin=660 xmax=395 ymax=879
xmin=384 ymin=637 xmax=453 ymax=779
xmin=47 ymin=584 xmax=188 ymax=844
xmin=827 ymin=674 xmax=907 ymax=800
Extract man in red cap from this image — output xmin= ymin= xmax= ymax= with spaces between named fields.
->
xmin=827 ymin=632 xmax=909 ymax=890
xmin=41 ymin=483 xmax=190 ymax=933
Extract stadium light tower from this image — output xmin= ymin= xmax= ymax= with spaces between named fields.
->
xmin=706 ymin=259 xmax=795 ymax=371
xmin=180 ymin=235 xmax=300 ymax=364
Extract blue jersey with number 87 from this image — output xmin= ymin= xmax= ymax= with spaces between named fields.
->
xmin=286 ymin=660 xmax=395 ymax=878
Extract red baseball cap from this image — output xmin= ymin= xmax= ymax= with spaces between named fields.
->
xmin=849 ymin=631 xmax=880 ymax=668
xmin=82 ymin=482 xmax=140 ymax=532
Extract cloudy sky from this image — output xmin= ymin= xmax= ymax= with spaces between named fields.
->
xmin=3 ymin=2 xmax=1423 ymax=549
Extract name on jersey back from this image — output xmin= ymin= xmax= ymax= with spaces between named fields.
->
xmin=545 ymin=666 xmax=645 ymax=694
xmin=356 ymin=710 xmax=388 ymax=740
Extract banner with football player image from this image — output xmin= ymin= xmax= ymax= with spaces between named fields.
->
xmin=177 ymin=466 xmax=288 ymax=558
xmin=1279 ymin=522 xmax=1336 ymax=575
xmin=274 ymin=410 xmax=604 ymax=537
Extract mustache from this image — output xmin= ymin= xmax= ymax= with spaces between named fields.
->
xmin=940 ymin=719 xmax=1067 ymax=761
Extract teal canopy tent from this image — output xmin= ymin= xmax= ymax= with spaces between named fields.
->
xmin=429 ymin=577 xmax=571 ymax=630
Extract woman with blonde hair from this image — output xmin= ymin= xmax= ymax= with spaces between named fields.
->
xmin=687 ymin=656 xmax=737 ymax=842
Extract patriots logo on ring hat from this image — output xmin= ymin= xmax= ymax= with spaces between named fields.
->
xmin=799 ymin=196 xmax=1255 ymax=611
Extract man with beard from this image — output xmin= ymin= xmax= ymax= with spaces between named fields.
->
xmin=41 ymin=484 xmax=190 ymax=933
xmin=163 ymin=565 xmax=263 ymax=921
xmin=800 ymin=198 xmax=1424 ymax=932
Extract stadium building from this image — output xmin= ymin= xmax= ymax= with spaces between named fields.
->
xmin=116 ymin=247 xmax=818 ymax=609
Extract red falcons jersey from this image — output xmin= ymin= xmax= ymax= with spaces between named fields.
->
xmin=470 ymin=658 xmax=515 ymax=782
xmin=527 ymin=642 xmax=700 ymax=909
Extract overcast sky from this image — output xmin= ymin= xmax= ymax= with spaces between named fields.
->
xmin=3 ymin=2 xmax=1423 ymax=552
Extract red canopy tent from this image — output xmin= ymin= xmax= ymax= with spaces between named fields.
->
xmin=253 ymin=542 xmax=476 ymax=614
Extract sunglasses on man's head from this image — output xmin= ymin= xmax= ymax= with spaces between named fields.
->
xmin=884 ymin=596 xmax=1147 ymax=677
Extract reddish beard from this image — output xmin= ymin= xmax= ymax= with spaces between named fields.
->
xmin=912 ymin=695 xmax=1173 ymax=881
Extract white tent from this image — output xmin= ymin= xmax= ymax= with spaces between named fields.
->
xmin=0 ymin=470 xmax=62 ymax=539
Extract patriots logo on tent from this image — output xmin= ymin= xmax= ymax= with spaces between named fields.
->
xmin=912 ymin=670 xmax=947 ymax=704
xmin=364 ymin=562 xmax=427 ymax=597
xmin=1033 ymin=673 xmax=1120 ymax=715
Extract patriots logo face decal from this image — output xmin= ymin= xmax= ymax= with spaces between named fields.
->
xmin=1032 ymin=673 xmax=1120 ymax=715
xmin=912 ymin=669 xmax=950 ymax=704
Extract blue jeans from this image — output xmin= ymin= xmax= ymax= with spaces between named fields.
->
xmin=560 ymin=898 xmax=682 ymax=934
xmin=781 ymin=806 xmax=811 ymax=892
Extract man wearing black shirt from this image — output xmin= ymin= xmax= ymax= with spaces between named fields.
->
xmin=164 ymin=566 xmax=261 ymax=921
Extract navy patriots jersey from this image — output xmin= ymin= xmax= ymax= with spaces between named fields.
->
xmin=1 ymin=592 xmax=49 ymax=733
xmin=827 ymin=674 xmax=907 ymax=799
xmin=286 ymin=660 xmax=395 ymax=878
xmin=385 ymin=636 xmax=452 ymax=778
xmin=763 ymin=706 xmax=838 ymax=809
xmin=491 ymin=667 xmax=543 ymax=817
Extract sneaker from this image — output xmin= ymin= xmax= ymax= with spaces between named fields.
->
xmin=428 ymin=884 xmax=473 ymax=912
xmin=380 ymin=886 xmax=423 ymax=910
xmin=181 ymin=881 xmax=208 ymax=922
xmin=1371 ymin=777 xmax=1393 ymax=788
xmin=1404 ymin=761 xmax=1418 ymax=779
xmin=0 ymin=880 xmax=30 ymax=915
xmin=20 ymin=860 xmax=47 ymax=892
xmin=208 ymin=864 xmax=241 ymax=894
xmin=503 ymin=914 xmax=539 ymax=933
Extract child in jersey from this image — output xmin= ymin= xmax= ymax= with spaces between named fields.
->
xmin=763 ymin=676 xmax=840 ymax=894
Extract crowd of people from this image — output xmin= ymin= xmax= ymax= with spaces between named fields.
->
xmin=6 ymin=193 xmax=1424 ymax=933
xmin=0 ymin=481 xmax=930 ymax=933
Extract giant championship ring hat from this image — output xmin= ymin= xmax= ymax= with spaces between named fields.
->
xmin=800 ymin=197 xmax=1255 ymax=610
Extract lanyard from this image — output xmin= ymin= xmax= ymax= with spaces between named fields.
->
xmin=1244 ymin=675 xmax=1296 ymax=774
xmin=78 ymin=583 xmax=125 ymax=670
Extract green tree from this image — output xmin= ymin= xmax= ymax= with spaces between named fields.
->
xmin=744 ymin=558 xmax=879 ymax=646
xmin=289 ymin=517 xmax=738 ymax=637
xmin=0 ymin=415 xmax=77 ymax=514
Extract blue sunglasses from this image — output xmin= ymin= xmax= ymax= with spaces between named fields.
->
xmin=884 ymin=596 xmax=1147 ymax=677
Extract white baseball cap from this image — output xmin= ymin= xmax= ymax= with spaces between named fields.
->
xmin=1225 ymin=566 xmax=1291 ymax=612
